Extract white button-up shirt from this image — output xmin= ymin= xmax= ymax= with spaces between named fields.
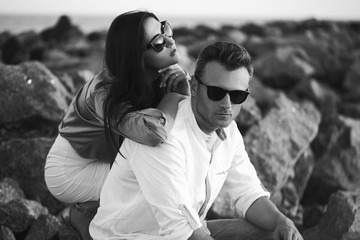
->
xmin=90 ymin=98 xmax=269 ymax=240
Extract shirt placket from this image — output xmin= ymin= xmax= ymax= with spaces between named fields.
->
xmin=198 ymin=139 xmax=222 ymax=218
xmin=198 ymin=153 xmax=214 ymax=218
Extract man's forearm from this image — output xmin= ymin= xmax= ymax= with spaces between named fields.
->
xmin=245 ymin=196 xmax=286 ymax=231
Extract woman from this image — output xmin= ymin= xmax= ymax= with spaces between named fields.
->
xmin=44 ymin=10 xmax=190 ymax=240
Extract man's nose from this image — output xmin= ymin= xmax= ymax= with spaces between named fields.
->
xmin=219 ymin=93 xmax=232 ymax=108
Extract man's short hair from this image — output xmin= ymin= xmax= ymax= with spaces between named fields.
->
xmin=194 ymin=41 xmax=253 ymax=80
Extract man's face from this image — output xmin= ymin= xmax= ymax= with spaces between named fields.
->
xmin=191 ymin=61 xmax=251 ymax=134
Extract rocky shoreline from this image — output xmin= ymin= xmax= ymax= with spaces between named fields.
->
xmin=0 ymin=15 xmax=359 ymax=240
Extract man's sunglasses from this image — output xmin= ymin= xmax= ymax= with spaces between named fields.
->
xmin=196 ymin=77 xmax=249 ymax=104
xmin=147 ymin=21 xmax=173 ymax=52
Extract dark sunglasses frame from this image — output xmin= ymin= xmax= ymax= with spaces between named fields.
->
xmin=195 ymin=77 xmax=249 ymax=104
xmin=146 ymin=21 xmax=173 ymax=52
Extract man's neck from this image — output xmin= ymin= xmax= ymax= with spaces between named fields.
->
xmin=190 ymin=98 xmax=216 ymax=135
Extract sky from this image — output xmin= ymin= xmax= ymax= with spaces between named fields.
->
xmin=0 ymin=0 xmax=360 ymax=20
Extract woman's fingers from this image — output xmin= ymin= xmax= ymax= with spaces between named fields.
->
xmin=159 ymin=66 xmax=189 ymax=88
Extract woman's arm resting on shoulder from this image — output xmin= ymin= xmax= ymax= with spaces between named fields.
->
xmin=157 ymin=65 xmax=190 ymax=134
xmin=245 ymin=197 xmax=303 ymax=240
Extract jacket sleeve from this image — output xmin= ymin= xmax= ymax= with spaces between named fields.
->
xmin=92 ymin=89 xmax=168 ymax=146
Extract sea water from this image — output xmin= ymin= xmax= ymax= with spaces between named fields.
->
xmin=0 ymin=13 xmax=263 ymax=34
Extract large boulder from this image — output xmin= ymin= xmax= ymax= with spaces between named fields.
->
xmin=0 ymin=61 xmax=71 ymax=141
xmin=0 ymin=178 xmax=25 ymax=204
xmin=254 ymin=45 xmax=315 ymax=89
xmin=0 ymin=137 xmax=63 ymax=214
xmin=24 ymin=214 xmax=61 ymax=240
xmin=0 ymin=198 xmax=48 ymax=233
xmin=304 ymin=116 xmax=360 ymax=205
xmin=303 ymin=191 xmax=360 ymax=240
xmin=244 ymin=93 xmax=321 ymax=204
xmin=343 ymin=60 xmax=360 ymax=95
xmin=235 ymin=95 xmax=262 ymax=133
xmin=0 ymin=225 xmax=16 ymax=240
xmin=1 ymin=36 xmax=29 ymax=64
xmin=210 ymin=93 xmax=321 ymax=218
xmin=41 ymin=15 xmax=83 ymax=44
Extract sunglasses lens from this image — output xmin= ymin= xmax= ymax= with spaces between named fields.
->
xmin=151 ymin=35 xmax=166 ymax=52
xmin=207 ymin=86 xmax=227 ymax=101
xmin=230 ymin=91 xmax=249 ymax=104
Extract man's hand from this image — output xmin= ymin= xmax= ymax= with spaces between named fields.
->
xmin=274 ymin=217 xmax=303 ymax=240
xmin=245 ymin=197 xmax=303 ymax=240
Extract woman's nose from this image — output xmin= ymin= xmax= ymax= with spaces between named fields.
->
xmin=165 ymin=36 xmax=175 ymax=48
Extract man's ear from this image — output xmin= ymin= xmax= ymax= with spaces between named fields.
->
xmin=190 ymin=76 xmax=198 ymax=96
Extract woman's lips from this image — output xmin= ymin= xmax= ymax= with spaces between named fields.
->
xmin=170 ymin=49 xmax=177 ymax=56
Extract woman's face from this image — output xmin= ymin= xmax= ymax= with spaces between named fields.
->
xmin=143 ymin=17 xmax=180 ymax=70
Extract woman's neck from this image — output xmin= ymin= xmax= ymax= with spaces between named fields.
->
xmin=145 ymin=68 xmax=162 ymax=82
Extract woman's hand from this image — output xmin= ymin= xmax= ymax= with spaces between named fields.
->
xmin=158 ymin=64 xmax=191 ymax=96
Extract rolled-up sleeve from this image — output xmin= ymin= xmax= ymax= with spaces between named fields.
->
xmin=92 ymin=89 xmax=168 ymax=146
xmin=221 ymin=137 xmax=270 ymax=218
xmin=118 ymin=108 xmax=167 ymax=146
xmin=125 ymin=140 xmax=202 ymax=239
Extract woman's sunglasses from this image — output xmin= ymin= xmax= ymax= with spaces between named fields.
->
xmin=147 ymin=21 xmax=173 ymax=52
xmin=196 ymin=77 xmax=249 ymax=104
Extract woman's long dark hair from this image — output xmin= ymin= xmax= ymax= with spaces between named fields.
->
xmin=102 ymin=11 xmax=160 ymax=158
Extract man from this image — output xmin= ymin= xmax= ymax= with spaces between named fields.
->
xmin=90 ymin=42 xmax=303 ymax=240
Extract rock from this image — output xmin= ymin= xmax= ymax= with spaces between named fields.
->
xmin=54 ymin=69 xmax=93 ymax=95
xmin=0 ymin=61 xmax=71 ymax=141
xmin=41 ymin=15 xmax=83 ymax=44
xmin=0 ymin=137 xmax=64 ymax=214
xmin=343 ymin=60 xmax=360 ymax=95
xmin=302 ymin=205 xmax=326 ymax=229
xmin=339 ymin=102 xmax=360 ymax=119
xmin=291 ymin=78 xmax=340 ymax=114
xmin=1 ymin=36 xmax=29 ymax=64
xmin=42 ymin=48 xmax=82 ymax=71
xmin=248 ymin=76 xmax=281 ymax=114
xmin=0 ymin=198 xmax=47 ymax=233
xmin=17 ymin=31 xmax=47 ymax=61
xmin=0 ymin=225 xmax=16 ymax=240
xmin=211 ymin=93 xmax=321 ymax=218
xmin=223 ymin=29 xmax=247 ymax=45
xmin=240 ymin=22 xmax=268 ymax=37
xmin=235 ymin=95 xmax=262 ymax=133
xmin=0 ymin=31 xmax=12 ymax=48
xmin=0 ymin=31 xmax=46 ymax=64
xmin=303 ymin=191 xmax=360 ymax=240
xmin=24 ymin=214 xmax=61 ymax=240
xmin=298 ymin=38 xmax=352 ymax=89
xmin=254 ymin=45 xmax=315 ymax=89
xmin=314 ymin=117 xmax=360 ymax=189
xmin=279 ymin=147 xmax=315 ymax=224
xmin=244 ymin=93 xmax=321 ymax=202
xmin=243 ymin=36 xmax=279 ymax=59
xmin=0 ymin=178 xmax=25 ymax=204
xmin=304 ymin=116 xmax=360 ymax=206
